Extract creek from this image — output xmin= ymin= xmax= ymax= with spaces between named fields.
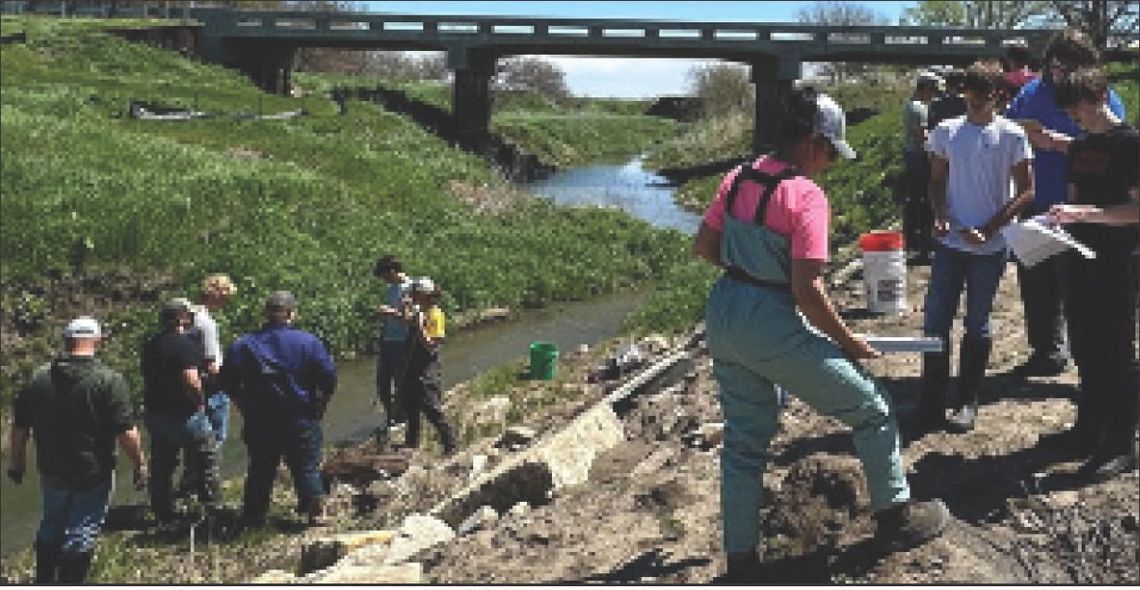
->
xmin=0 ymin=156 xmax=697 ymax=556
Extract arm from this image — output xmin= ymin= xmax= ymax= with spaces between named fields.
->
xmin=182 ymin=367 xmax=204 ymax=409
xmin=790 ymin=259 xmax=878 ymax=360
xmin=928 ymin=154 xmax=951 ymax=237
xmin=1049 ymin=187 xmax=1140 ymax=225
xmin=116 ymin=427 xmax=148 ymax=489
xmin=6 ymin=427 xmax=30 ymax=484
xmin=985 ymin=159 xmax=1034 ymax=234
xmin=692 ymin=221 xmax=723 ymax=267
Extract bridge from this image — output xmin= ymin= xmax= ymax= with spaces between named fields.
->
xmin=5 ymin=3 xmax=1137 ymax=153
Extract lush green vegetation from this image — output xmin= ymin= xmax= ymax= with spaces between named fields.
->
xmin=0 ymin=17 xmax=684 ymax=405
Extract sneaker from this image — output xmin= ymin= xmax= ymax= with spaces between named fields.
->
xmin=1079 ymin=452 xmax=1139 ymax=482
xmin=874 ymin=499 xmax=951 ymax=552
xmin=946 ymin=405 xmax=977 ymax=433
xmin=1009 ymin=355 xmax=1067 ymax=379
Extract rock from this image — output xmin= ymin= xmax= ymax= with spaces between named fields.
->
xmin=576 ymin=343 xmax=590 ymax=355
xmin=508 ymin=501 xmax=531 ymax=518
xmin=300 ymin=530 xmax=397 ymax=574
xmin=681 ymin=422 xmax=724 ymax=450
xmin=497 ymin=426 xmax=537 ymax=451
xmin=480 ymin=307 xmax=511 ymax=321
xmin=383 ymin=514 xmax=455 ymax=565
xmin=1045 ymin=490 xmax=1080 ymax=509
xmin=250 ymin=569 xmax=295 ymax=584
xmin=1013 ymin=510 xmax=1044 ymax=533
xmin=641 ymin=334 xmax=670 ymax=354
xmin=314 ymin=562 xmax=422 ymax=584
xmin=535 ymin=405 xmax=625 ymax=489
xmin=457 ymin=505 xmax=499 ymax=535
xmin=470 ymin=454 xmax=489 ymax=483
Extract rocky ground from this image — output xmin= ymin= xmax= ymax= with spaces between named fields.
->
xmin=1 ymin=259 xmax=1136 ymax=584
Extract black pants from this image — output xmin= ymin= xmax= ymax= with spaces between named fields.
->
xmin=902 ymin=150 xmax=932 ymax=255
xmin=148 ymin=418 xmax=220 ymax=520
xmin=1064 ymin=251 xmax=1140 ymax=453
xmin=1016 ymin=254 xmax=1069 ymax=363
xmin=401 ymin=358 xmax=454 ymax=450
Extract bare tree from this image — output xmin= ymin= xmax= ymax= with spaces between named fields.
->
xmin=795 ymin=1 xmax=887 ymax=83
xmin=493 ymin=57 xmax=571 ymax=103
xmin=1049 ymin=0 xmax=1139 ymax=49
xmin=687 ymin=63 xmax=754 ymax=119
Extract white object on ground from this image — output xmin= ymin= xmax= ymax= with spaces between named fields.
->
xmin=861 ymin=335 xmax=945 ymax=353
xmin=862 ymin=250 xmax=907 ymax=314
xmin=1002 ymin=215 xmax=1096 ymax=267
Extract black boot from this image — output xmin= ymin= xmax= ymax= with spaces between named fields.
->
xmin=34 ymin=540 xmax=61 ymax=584
xmin=916 ymin=334 xmax=950 ymax=430
xmin=721 ymin=548 xmax=762 ymax=583
xmin=56 ymin=551 xmax=93 ymax=584
xmin=948 ymin=335 xmax=991 ymax=433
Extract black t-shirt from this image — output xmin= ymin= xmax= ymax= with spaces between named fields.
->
xmin=141 ymin=330 xmax=203 ymax=418
xmin=12 ymin=356 xmax=134 ymax=489
xmin=1066 ymin=124 xmax=1140 ymax=257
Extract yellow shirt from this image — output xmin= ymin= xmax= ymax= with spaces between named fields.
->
xmin=424 ymin=306 xmax=445 ymax=340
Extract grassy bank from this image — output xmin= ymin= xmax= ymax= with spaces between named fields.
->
xmin=0 ymin=16 xmax=686 ymax=406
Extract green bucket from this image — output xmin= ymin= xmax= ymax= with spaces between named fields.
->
xmin=529 ymin=341 xmax=559 ymax=380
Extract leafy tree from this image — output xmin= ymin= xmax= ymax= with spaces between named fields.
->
xmin=687 ymin=63 xmax=754 ymax=119
xmin=795 ymin=1 xmax=888 ymax=83
xmin=900 ymin=0 xmax=1052 ymax=28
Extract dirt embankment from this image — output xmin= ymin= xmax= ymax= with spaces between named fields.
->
xmin=2 ymin=261 xmax=1136 ymax=584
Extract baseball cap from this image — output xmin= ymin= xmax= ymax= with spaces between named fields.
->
xmin=918 ymin=70 xmax=946 ymax=91
xmin=265 ymin=290 xmax=296 ymax=311
xmin=410 ymin=277 xmax=436 ymax=294
xmin=63 ymin=316 xmax=101 ymax=339
xmin=813 ymin=93 xmax=857 ymax=160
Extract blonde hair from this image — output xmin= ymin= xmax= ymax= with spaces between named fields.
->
xmin=202 ymin=273 xmax=236 ymax=297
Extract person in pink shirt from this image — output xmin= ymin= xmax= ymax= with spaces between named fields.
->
xmin=692 ymin=87 xmax=948 ymax=582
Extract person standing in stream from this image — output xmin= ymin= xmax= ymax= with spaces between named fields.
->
xmin=692 ymin=86 xmax=949 ymax=582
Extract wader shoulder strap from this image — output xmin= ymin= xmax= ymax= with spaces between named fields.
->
xmin=723 ymin=165 xmax=798 ymax=228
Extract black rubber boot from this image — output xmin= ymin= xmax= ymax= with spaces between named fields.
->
xmin=948 ymin=336 xmax=991 ymax=433
xmin=34 ymin=540 xmax=61 ymax=584
xmin=721 ymin=549 xmax=762 ymax=583
xmin=916 ymin=334 xmax=950 ymax=430
xmin=56 ymin=551 xmax=93 ymax=584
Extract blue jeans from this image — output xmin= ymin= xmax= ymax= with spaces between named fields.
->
xmin=242 ymin=418 xmax=324 ymax=522
xmin=377 ymin=340 xmax=409 ymax=423
xmin=923 ymin=245 xmax=1007 ymax=340
xmin=37 ymin=476 xmax=113 ymax=554
xmin=206 ymin=392 xmax=230 ymax=446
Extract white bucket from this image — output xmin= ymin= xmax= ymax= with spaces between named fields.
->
xmin=859 ymin=231 xmax=907 ymax=315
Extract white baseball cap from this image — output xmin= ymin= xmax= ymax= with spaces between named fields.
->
xmin=63 ymin=316 xmax=101 ymax=339
xmin=411 ymin=277 xmax=436 ymax=294
xmin=814 ymin=93 xmax=857 ymax=160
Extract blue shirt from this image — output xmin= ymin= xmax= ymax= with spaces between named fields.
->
xmin=381 ymin=279 xmax=411 ymax=342
xmin=1005 ymin=78 xmax=1126 ymax=213
xmin=222 ymin=323 xmax=337 ymax=422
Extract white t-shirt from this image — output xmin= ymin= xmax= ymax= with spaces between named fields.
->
xmin=190 ymin=304 xmax=221 ymax=366
xmin=926 ymin=115 xmax=1032 ymax=255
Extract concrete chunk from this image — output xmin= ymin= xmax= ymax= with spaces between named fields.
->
xmin=315 ymin=562 xmax=423 ymax=584
xmin=383 ymin=514 xmax=456 ymax=565
xmin=300 ymin=530 xmax=397 ymax=574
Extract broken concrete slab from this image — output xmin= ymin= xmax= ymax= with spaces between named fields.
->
xmin=310 ymin=562 xmax=423 ymax=584
xmin=457 ymin=505 xmax=499 ymax=536
xmin=299 ymin=529 xmax=397 ymax=574
xmin=497 ymin=425 xmax=538 ymax=450
xmin=383 ymin=514 xmax=456 ymax=565
xmin=249 ymin=569 xmax=295 ymax=584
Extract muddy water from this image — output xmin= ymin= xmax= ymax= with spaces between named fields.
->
xmin=1 ymin=158 xmax=681 ymax=556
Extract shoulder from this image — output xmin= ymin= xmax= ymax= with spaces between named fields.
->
xmin=995 ymin=116 xmax=1027 ymax=138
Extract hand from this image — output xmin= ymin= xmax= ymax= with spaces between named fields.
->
xmin=932 ymin=216 xmax=951 ymax=238
xmin=133 ymin=464 xmax=149 ymax=490
xmin=959 ymin=226 xmax=988 ymax=245
xmin=1047 ymin=203 xmax=1100 ymax=225
xmin=377 ymin=305 xmax=397 ymax=317
xmin=841 ymin=335 xmax=881 ymax=360
xmin=7 ymin=465 xmax=25 ymax=485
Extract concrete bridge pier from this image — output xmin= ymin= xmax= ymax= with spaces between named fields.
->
xmin=449 ymin=48 xmax=497 ymax=153
xmin=226 ymin=42 xmax=297 ymax=95
xmin=750 ymin=56 xmax=801 ymax=155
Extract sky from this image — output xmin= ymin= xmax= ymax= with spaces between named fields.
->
xmin=359 ymin=1 xmax=917 ymax=97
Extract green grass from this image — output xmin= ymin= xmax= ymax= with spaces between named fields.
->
xmin=0 ymin=17 xmax=686 ymax=405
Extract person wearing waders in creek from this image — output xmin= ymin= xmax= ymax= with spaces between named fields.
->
xmin=691 ymin=87 xmax=950 ymax=582
xmin=397 ymin=277 xmax=456 ymax=456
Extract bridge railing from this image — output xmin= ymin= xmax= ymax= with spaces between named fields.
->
xmin=192 ymin=9 xmax=1138 ymax=53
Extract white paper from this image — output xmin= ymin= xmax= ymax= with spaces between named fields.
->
xmin=1002 ymin=215 xmax=1096 ymax=267
xmin=860 ymin=335 xmax=944 ymax=353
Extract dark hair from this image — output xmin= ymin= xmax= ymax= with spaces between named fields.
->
xmin=1046 ymin=28 xmax=1100 ymax=68
xmin=944 ymin=69 xmax=967 ymax=93
xmin=774 ymin=86 xmax=819 ymax=152
xmin=916 ymin=77 xmax=940 ymax=92
xmin=1054 ymin=66 xmax=1108 ymax=109
xmin=1005 ymin=45 xmax=1033 ymax=69
xmin=373 ymin=254 xmax=402 ymax=277
xmin=963 ymin=59 xmax=1004 ymax=95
